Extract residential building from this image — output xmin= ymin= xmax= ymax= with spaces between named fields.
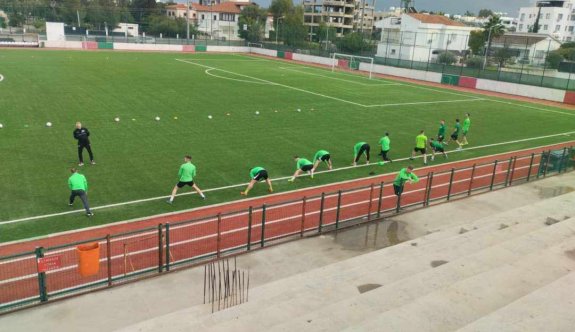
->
xmin=517 ymin=0 xmax=575 ymax=41
xmin=490 ymin=32 xmax=562 ymax=66
xmin=376 ymin=13 xmax=477 ymax=63
xmin=167 ymin=1 xmax=262 ymax=40
xmin=303 ymin=0 xmax=376 ymax=38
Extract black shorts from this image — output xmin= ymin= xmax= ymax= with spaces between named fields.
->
xmin=253 ymin=170 xmax=268 ymax=181
xmin=438 ymin=135 xmax=445 ymax=142
xmin=301 ymin=164 xmax=313 ymax=172
xmin=451 ymin=134 xmax=458 ymax=140
xmin=177 ymin=181 xmax=195 ymax=188
xmin=433 ymin=147 xmax=445 ymax=153
xmin=320 ymin=154 xmax=331 ymax=162
xmin=393 ymin=184 xmax=404 ymax=196
xmin=414 ymin=147 xmax=426 ymax=154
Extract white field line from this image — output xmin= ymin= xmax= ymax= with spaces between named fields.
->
xmin=0 ymin=164 xmax=529 ymax=285
xmin=175 ymin=58 xmax=368 ymax=107
xmin=204 ymin=68 xmax=269 ymax=85
xmin=178 ymin=59 xmax=268 ymax=62
xmin=486 ymin=99 xmax=575 ymax=117
xmin=366 ymin=99 xmax=484 ymax=108
xmin=278 ymin=66 xmax=402 ymax=86
xmin=1 ymin=132 xmax=572 ymax=226
xmin=0 ymin=74 xmax=4 ymax=82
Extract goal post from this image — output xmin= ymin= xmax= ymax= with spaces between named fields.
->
xmin=247 ymin=42 xmax=264 ymax=48
xmin=331 ymin=53 xmax=374 ymax=79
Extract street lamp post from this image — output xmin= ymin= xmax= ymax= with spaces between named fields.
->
xmin=186 ymin=0 xmax=190 ymax=41
xmin=483 ymin=24 xmax=502 ymax=70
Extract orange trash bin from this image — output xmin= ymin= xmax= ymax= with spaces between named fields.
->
xmin=77 ymin=243 xmax=100 ymax=277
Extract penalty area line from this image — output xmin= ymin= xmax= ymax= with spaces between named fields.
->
xmin=1 ymin=131 xmax=574 ymax=226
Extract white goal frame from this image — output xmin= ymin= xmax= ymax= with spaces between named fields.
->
xmin=331 ymin=53 xmax=374 ymax=79
xmin=247 ymin=42 xmax=264 ymax=48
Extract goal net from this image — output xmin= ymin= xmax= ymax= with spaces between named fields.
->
xmin=331 ymin=53 xmax=374 ymax=79
xmin=247 ymin=42 xmax=263 ymax=48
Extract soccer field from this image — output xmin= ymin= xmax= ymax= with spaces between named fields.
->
xmin=0 ymin=49 xmax=574 ymax=242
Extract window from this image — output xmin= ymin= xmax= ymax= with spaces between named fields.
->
xmin=213 ymin=15 xmax=217 ymax=20
xmin=543 ymin=24 xmax=548 ymax=30
xmin=558 ymin=14 xmax=564 ymax=21
xmin=219 ymin=13 xmax=235 ymax=21
xmin=555 ymin=24 xmax=561 ymax=32
xmin=535 ymin=50 xmax=545 ymax=58
xmin=570 ymin=26 xmax=575 ymax=32
xmin=201 ymin=14 xmax=205 ymax=19
xmin=546 ymin=13 xmax=551 ymax=19
xmin=519 ymin=24 xmax=523 ymax=30
xmin=520 ymin=13 xmax=525 ymax=21
xmin=390 ymin=49 xmax=396 ymax=55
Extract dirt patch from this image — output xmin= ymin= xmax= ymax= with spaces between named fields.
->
xmin=431 ymin=260 xmax=449 ymax=268
xmin=357 ymin=283 xmax=382 ymax=294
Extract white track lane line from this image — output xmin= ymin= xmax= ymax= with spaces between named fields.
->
xmin=1 ymin=133 xmax=573 ymax=226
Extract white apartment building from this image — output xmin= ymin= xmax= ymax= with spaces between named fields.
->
xmin=303 ymin=0 xmax=376 ymax=38
xmin=376 ymin=13 xmax=477 ymax=62
xmin=517 ymin=0 xmax=575 ymax=41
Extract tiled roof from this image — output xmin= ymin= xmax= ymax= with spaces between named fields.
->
xmin=166 ymin=4 xmax=187 ymax=10
xmin=407 ymin=13 xmax=466 ymax=27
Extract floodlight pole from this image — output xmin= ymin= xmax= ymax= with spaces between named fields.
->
xmin=186 ymin=0 xmax=190 ymax=40
xmin=483 ymin=24 xmax=501 ymax=70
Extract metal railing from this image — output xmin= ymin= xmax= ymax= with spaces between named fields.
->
xmin=0 ymin=145 xmax=573 ymax=314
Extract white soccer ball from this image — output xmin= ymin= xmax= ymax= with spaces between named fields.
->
xmin=255 ymin=111 xmax=260 ymax=115
xmin=114 ymin=117 xmax=120 ymax=122
xmin=0 ymin=123 xmax=3 ymax=129
xmin=46 ymin=122 xmax=52 ymax=127
xmin=208 ymin=115 xmax=213 ymax=119
xmin=155 ymin=116 xmax=160 ymax=121
xmin=297 ymin=109 xmax=301 ymax=112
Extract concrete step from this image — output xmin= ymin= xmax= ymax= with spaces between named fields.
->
xmin=346 ymin=219 xmax=575 ymax=332
xmin=457 ymin=271 xmax=575 ymax=332
xmin=270 ymin=216 xmax=575 ymax=332
xmin=116 ymin=193 xmax=575 ymax=332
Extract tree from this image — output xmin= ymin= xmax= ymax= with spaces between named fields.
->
xmin=0 ymin=17 xmax=6 ymax=29
xmin=282 ymin=5 xmax=306 ymax=47
xmin=437 ymin=51 xmax=457 ymax=65
xmin=478 ymin=9 xmax=494 ymax=18
xmin=532 ymin=6 xmax=542 ymax=33
xmin=464 ymin=11 xmax=475 ymax=17
xmin=468 ymin=30 xmax=485 ymax=55
xmin=483 ymin=15 xmax=505 ymax=55
xmin=269 ymin=0 xmax=293 ymax=20
xmin=546 ymin=50 xmax=563 ymax=69
xmin=315 ymin=22 xmax=336 ymax=43
xmin=337 ymin=31 xmax=369 ymax=53
xmin=465 ymin=56 xmax=484 ymax=68
xmin=238 ymin=5 xmax=268 ymax=42
xmin=493 ymin=46 xmax=514 ymax=67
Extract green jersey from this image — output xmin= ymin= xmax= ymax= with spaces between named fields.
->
xmin=68 ymin=173 xmax=88 ymax=191
xmin=453 ymin=122 xmax=461 ymax=135
xmin=296 ymin=158 xmax=313 ymax=170
xmin=415 ymin=134 xmax=428 ymax=149
xmin=313 ymin=150 xmax=329 ymax=162
xmin=250 ymin=167 xmax=265 ymax=178
xmin=379 ymin=136 xmax=391 ymax=152
xmin=438 ymin=124 xmax=446 ymax=137
xmin=430 ymin=140 xmax=443 ymax=149
xmin=463 ymin=118 xmax=471 ymax=132
xmin=354 ymin=142 xmax=367 ymax=156
xmin=393 ymin=168 xmax=419 ymax=187
xmin=178 ymin=162 xmax=197 ymax=182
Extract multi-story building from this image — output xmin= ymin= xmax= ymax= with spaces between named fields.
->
xmin=167 ymin=1 xmax=264 ymax=40
xmin=303 ymin=0 xmax=376 ymax=38
xmin=376 ymin=13 xmax=477 ymax=63
xmin=517 ymin=0 xmax=575 ymax=41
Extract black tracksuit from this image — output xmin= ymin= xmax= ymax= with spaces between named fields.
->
xmin=74 ymin=127 xmax=94 ymax=163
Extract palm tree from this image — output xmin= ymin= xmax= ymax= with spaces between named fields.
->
xmin=483 ymin=15 xmax=506 ymax=57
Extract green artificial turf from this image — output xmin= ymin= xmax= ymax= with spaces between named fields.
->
xmin=0 ymin=49 xmax=574 ymax=242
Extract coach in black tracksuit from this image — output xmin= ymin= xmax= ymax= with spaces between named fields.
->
xmin=74 ymin=122 xmax=95 ymax=166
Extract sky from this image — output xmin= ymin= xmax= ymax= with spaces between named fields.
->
xmin=245 ymin=0 xmax=537 ymax=16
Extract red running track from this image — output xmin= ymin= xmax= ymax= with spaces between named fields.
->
xmin=0 ymin=142 xmax=573 ymax=309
